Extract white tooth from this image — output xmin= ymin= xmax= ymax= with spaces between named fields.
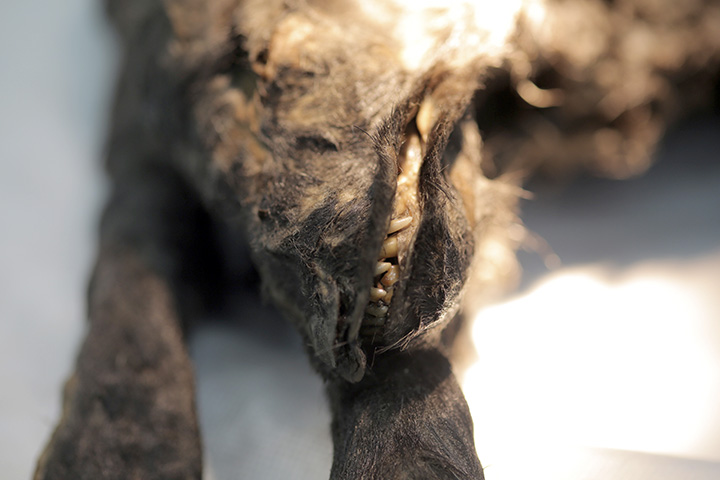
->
xmin=369 ymin=287 xmax=387 ymax=302
xmin=375 ymin=261 xmax=391 ymax=276
xmin=416 ymin=97 xmax=435 ymax=142
xmin=379 ymin=236 xmax=398 ymax=259
xmin=400 ymin=136 xmax=422 ymax=179
xmin=365 ymin=304 xmax=389 ymax=318
xmin=387 ymin=216 xmax=413 ymax=234
xmin=381 ymin=265 xmax=400 ymax=287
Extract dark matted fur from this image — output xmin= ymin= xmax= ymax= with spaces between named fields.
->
xmin=35 ymin=1 xmax=720 ymax=479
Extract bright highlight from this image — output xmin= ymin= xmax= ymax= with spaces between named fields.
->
xmin=463 ymin=260 xmax=720 ymax=478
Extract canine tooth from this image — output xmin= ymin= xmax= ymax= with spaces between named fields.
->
xmin=387 ymin=216 xmax=412 ymax=234
xmin=416 ymin=97 xmax=435 ymax=142
xmin=379 ymin=236 xmax=399 ymax=258
xmin=401 ymin=134 xmax=423 ymax=172
xmin=369 ymin=287 xmax=387 ymax=302
xmin=375 ymin=261 xmax=391 ymax=276
xmin=365 ymin=304 xmax=388 ymax=317
xmin=383 ymin=287 xmax=394 ymax=303
xmin=380 ymin=265 xmax=399 ymax=287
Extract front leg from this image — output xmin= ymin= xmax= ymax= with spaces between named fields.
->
xmin=34 ymin=168 xmax=210 ymax=480
xmin=328 ymin=348 xmax=483 ymax=480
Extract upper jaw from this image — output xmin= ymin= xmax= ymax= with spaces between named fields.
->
xmin=199 ymin=2 xmax=493 ymax=382
xmin=234 ymin=79 xmax=482 ymax=382
xmin=218 ymin=21 xmax=484 ymax=380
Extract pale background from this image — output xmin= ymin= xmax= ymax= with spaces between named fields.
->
xmin=1 ymin=1 xmax=719 ymax=479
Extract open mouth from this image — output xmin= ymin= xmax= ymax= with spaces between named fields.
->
xmin=221 ymin=20 xmax=488 ymax=378
xmin=354 ymin=88 xmax=480 ymax=351
xmin=361 ymin=104 xmax=430 ymax=337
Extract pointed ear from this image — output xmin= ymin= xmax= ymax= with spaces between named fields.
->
xmin=327 ymin=348 xmax=484 ymax=480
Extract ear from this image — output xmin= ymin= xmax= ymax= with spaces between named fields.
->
xmin=327 ymin=348 xmax=484 ymax=480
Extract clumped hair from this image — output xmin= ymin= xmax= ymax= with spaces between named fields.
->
xmin=36 ymin=1 xmax=720 ymax=479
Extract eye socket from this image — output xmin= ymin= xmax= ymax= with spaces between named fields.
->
xmin=295 ymin=135 xmax=339 ymax=152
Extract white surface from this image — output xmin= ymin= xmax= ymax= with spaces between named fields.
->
xmin=464 ymin=119 xmax=720 ymax=478
xmin=2 ymin=2 xmax=719 ymax=479
xmin=191 ymin=322 xmax=333 ymax=480
xmin=0 ymin=1 xmax=116 ymax=479
xmin=466 ymin=255 xmax=720 ymax=479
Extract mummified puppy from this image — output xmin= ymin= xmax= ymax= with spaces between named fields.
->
xmin=35 ymin=0 xmax=720 ymax=479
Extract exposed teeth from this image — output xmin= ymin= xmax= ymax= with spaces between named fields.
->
xmin=365 ymin=304 xmax=389 ymax=318
xmin=379 ymin=236 xmax=399 ymax=259
xmin=369 ymin=286 xmax=387 ymax=302
xmin=397 ymin=133 xmax=423 ymax=190
xmin=387 ymin=216 xmax=413 ymax=234
xmin=380 ymin=265 xmax=400 ymax=287
xmin=375 ymin=261 xmax=392 ymax=276
xmin=416 ymin=96 xmax=435 ymax=143
xmin=383 ymin=287 xmax=394 ymax=303
xmin=362 ymin=114 xmax=426 ymax=337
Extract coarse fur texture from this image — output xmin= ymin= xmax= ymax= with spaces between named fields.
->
xmin=35 ymin=0 xmax=720 ymax=479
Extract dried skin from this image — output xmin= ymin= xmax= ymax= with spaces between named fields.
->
xmin=35 ymin=0 xmax=720 ymax=479
xmin=185 ymin=3 xmax=502 ymax=381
